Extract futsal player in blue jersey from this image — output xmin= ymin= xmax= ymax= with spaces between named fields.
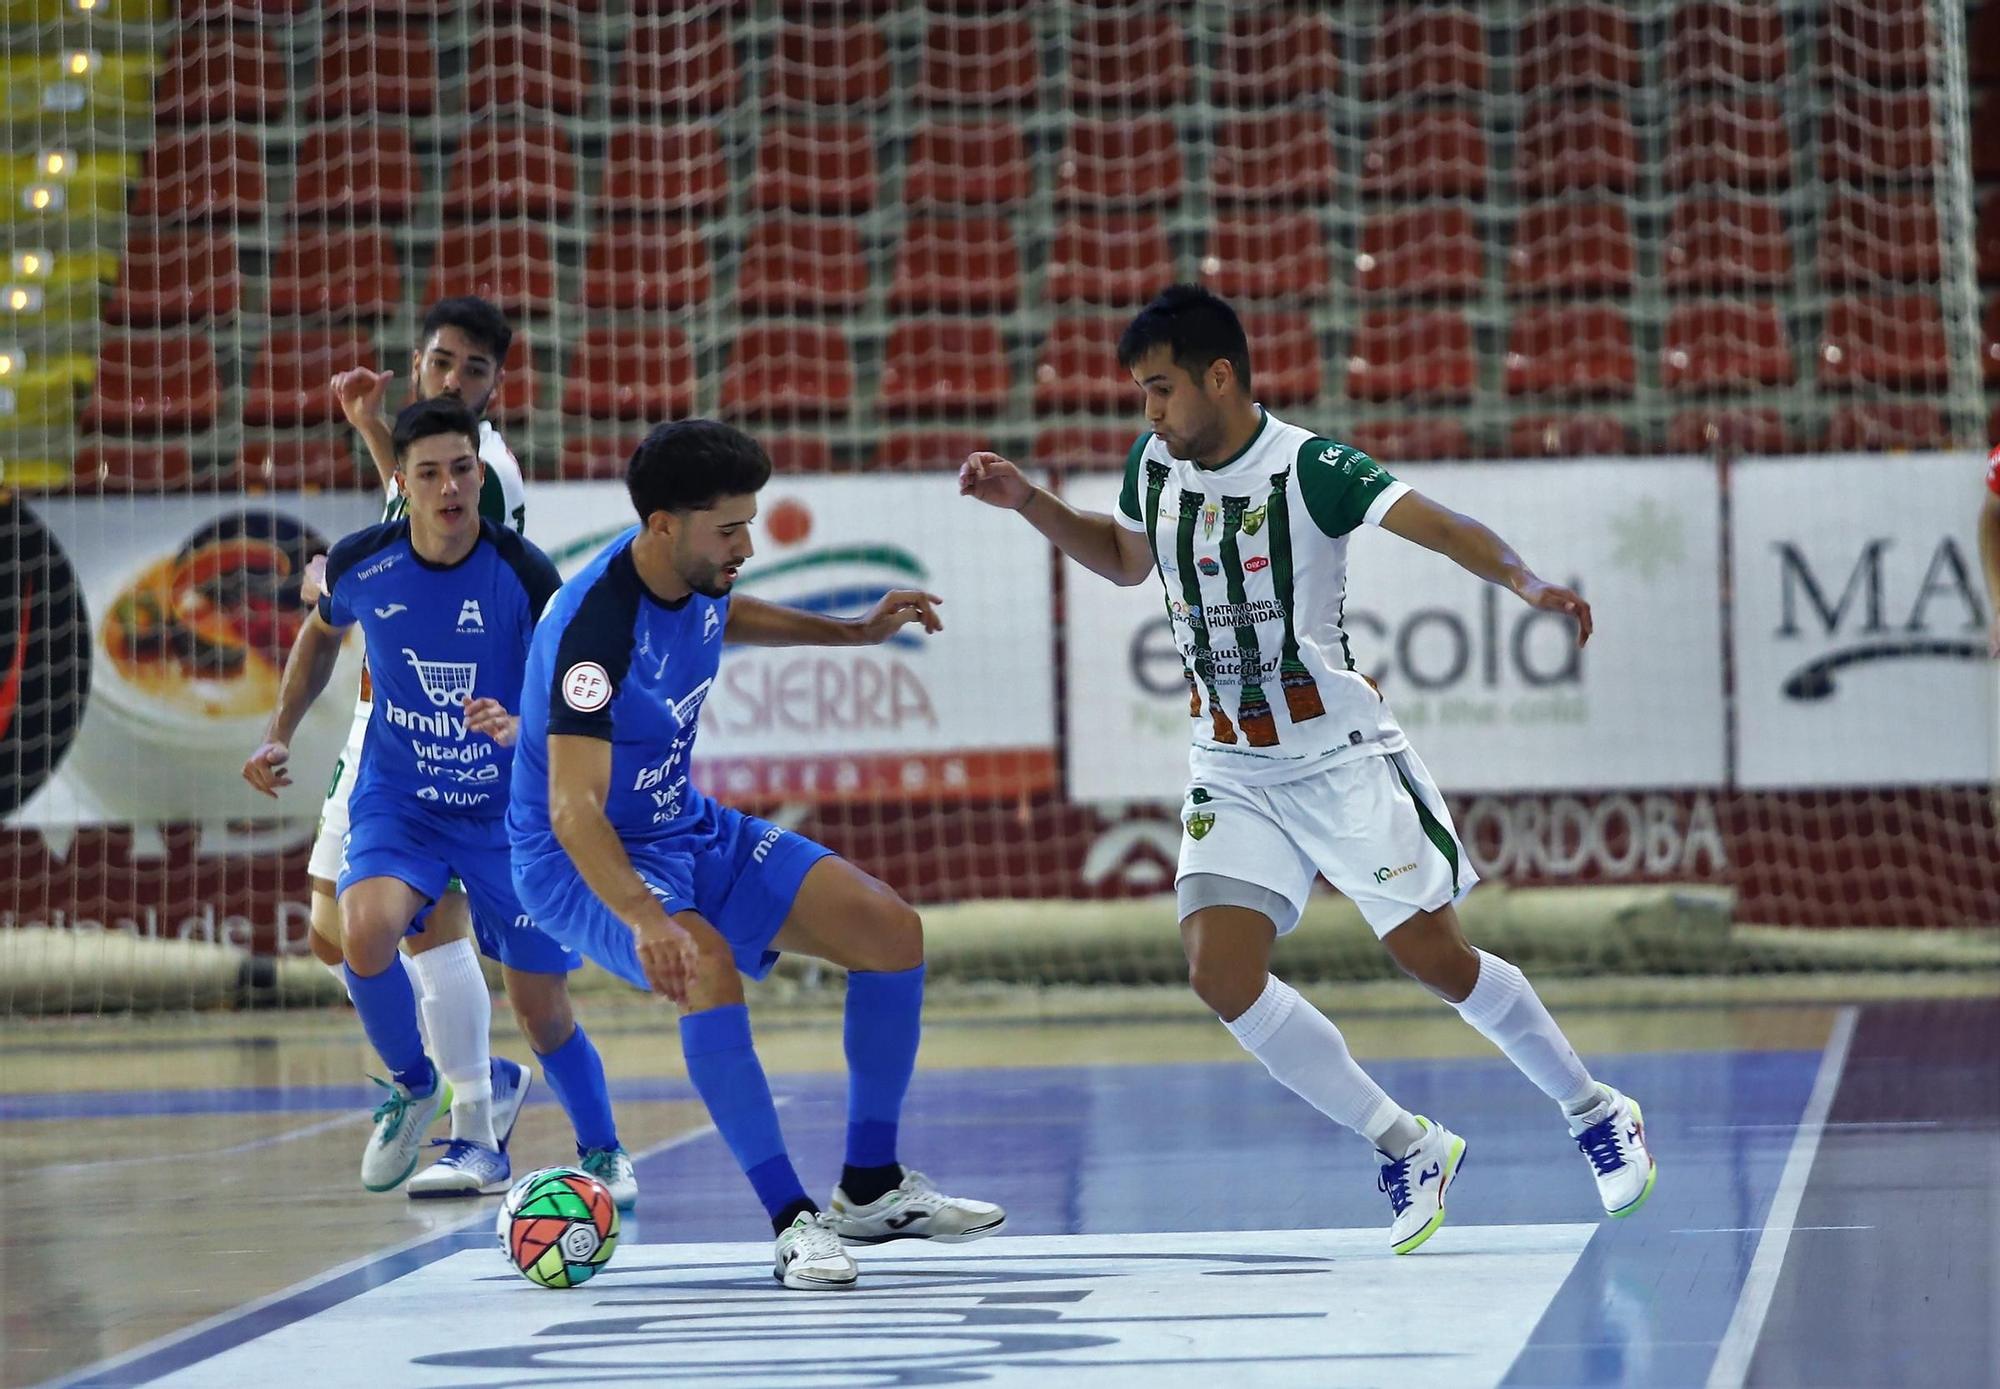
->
xmin=510 ymin=419 xmax=1004 ymax=1289
xmin=243 ymin=399 xmax=636 ymax=1206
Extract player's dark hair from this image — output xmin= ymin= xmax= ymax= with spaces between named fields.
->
xmin=391 ymin=396 xmax=481 ymax=463
xmin=420 ymin=296 xmax=513 ymax=365
xmin=1117 ymin=283 xmax=1253 ymax=394
xmin=626 ymin=419 xmax=773 ymax=519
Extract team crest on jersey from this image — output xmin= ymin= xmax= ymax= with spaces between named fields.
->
xmin=1197 ymin=556 xmax=1220 ymax=576
xmin=456 ymin=599 xmax=484 ymax=632
xmin=562 ymin=662 xmax=613 ymax=713
xmin=1241 ymin=503 xmax=1268 ymax=535
xmin=1185 ymin=811 xmax=1215 ymax=840
xmin=1202 ymin=502 xmax=1219 ymax=538
xmin=402 ymin=649 xmax=478 ymax=707
xmin=703 ymin=606 xmax=721 ymax=641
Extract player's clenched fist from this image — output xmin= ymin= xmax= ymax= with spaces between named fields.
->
xmin=241 ymin=740 xmax=292 ymax=798
xmin=633 ymin=914 xmax=698 ymax=1004
xmin=959 ymin=451 xmax=1033 ymax=512
xmin=329 ymin=367 xmax=394 ymax=430
xmin=463 ymin=696 xmax=519 ymax=746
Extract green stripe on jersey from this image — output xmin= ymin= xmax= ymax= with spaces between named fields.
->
xmin=1263 ymin=470 xmax=1330 ymax=721
xmin=1164 ymin=473 xmax=1235 ymax=743
xmin=1392 ymin=753 xmax=1461 ymax=895
xmin=1217 ymin=495 xmax=1277 ymax=747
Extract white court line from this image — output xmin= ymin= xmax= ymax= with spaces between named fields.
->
xmin=35 ymin=1112 xmax=365 ymax=1177
xmin=1703 ymin=1004 xmax=1858 ymax=1389
xmin=1674 ymin=1226 xmax=1872 ymax=1235
xmin=41 ymin=1116 xmax=728 ymax=1389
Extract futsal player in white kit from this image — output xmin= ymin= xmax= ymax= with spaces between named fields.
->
xmin=962 ymin=285 xmax=1657 ymax=1253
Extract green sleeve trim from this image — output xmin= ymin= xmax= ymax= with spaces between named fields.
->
xmin=1116 ymin=433 xmax=1150 ymax=525
xmin=1296 ymin=437 xmax=1397 ymax=538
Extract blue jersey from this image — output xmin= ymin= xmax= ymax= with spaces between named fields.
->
xmin=510 ymin=529 xmax=725 ymax=848
xmin=320 ymin=519 xmax=561 ymax=817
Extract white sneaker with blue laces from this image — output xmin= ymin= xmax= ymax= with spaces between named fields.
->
xmin=1377 ymin=1116 xmax=1466 ymax=1255
xmin=360 ymin=1074 xmax=452 ymax=1193
xmin=579 ymin=1146 xmax=638 ymax=1211
xmin=1570 ymin=1085 xmax=1656 ymax=1217
xmin=407 ymin=1138 xmax=511 ymax=1198
xmin=491 ymin=1056 xmax=531 ymax=1151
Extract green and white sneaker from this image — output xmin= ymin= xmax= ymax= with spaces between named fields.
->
xmin=1571 ymin=1086 xmax=1657 ymax=1218
xmin=827 ymin=1169 xmax=1006 ymax=1245
xmin=360 ymin=1073 xmax=452 ymax=1193
xmin=1378 ymin=1117 xmax=1466 ymax=1255
xmin=579 ymin=1146 xmax=638 ymax=1211
xmin=774 ymin=1211 xmax=858 ymax=1290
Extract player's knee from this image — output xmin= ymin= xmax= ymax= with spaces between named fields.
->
xmin=1385 ymin=917 xmax=1479 ymax=1003
xmin=684 ymin=929 xmax=746 ymax=1012
xmin=861 ymin=896 xmax=923 ymax=973
xmin=1186 ymin=947 xmax=1260 ymax=1021
xmin=340 ymin=915 xmax=401 ymax=974
xmin=507 ymin=977 xmax=576 ymax=1054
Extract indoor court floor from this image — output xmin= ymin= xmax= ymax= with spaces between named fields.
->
xmin=2 ymin=997 xmax=1993 ymax=1388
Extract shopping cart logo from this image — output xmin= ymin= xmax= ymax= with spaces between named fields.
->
xmin=403 ymin=648 xmax=478 ymax=707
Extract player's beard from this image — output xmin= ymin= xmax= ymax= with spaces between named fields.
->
xmin=684 ymin=557 xmax=737 ymax=599
xmin=1158 ymin=412 xmax=1224 ymax=464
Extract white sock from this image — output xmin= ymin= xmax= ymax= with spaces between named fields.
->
xmin=408 ymin=939 xmax=496 ymax=1148
xmin=1224 ymin=976 xmax=1422 ymax=1154
xmin=1453 ymin=949 xmax=1600 ymax=1113
xmin=322 ymin=959 xmax=352 ymax=1000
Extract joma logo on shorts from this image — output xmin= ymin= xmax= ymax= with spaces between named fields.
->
xmin=1374 ymin=862 xmax=1417 ymax=883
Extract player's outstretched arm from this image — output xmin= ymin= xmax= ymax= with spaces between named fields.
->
xmin=1978 ymin=491 xmax=2000 ymax=657
xmin=959 ymin=451 xmax=1154 ymax=587
xmin=1380 ymin=490 xmax=1593 ymax=647
xmin=546 ymin=734 xmax=698 ymax=1001
xmin=242 ymin=610 xmax=345 ymax=797
xmin=330 ymin=366 xmax=398 ymax=492
xmin=723 ymin=590 xmax=943 ymax=647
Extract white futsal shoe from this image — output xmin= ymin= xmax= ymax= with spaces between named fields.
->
xmin=407 ymin=1138 xmax=511 ymax=1198
xmin=580 ymin=1146 xmax=639 ymax=1211
xmin=360 ymin=1074 xmax=452 ymax=1193
xmin=1569 ymin=1085 xmax=1657 ymax=1218
xmin=491 ymin=1056 xmax=532 ymax=1152
xmin=774 ymin=1211 xmax=859 ymax=1290
xmin=1377 ymin=1116 xmax=1467 ymax=1255
xmin=828 ymin=1169 xmax=1008 ymax=1245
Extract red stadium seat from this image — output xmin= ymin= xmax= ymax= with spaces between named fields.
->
xmin=878 ymin=321 xmax=1011 ymax=416
xmin=1054 ymin=119 xmax=1184 ymax=209
xmin=1817 ymin=294 xmax=1950 ymax=389
xmin=490 ymin=335 xmax=538 ymax=425
xmin=291 ymin=127 xmax=419 ymax=221
xmin=905 ymin=122 xmax=1032 ymax=208
xmin=1973 ymin=2 xmax=2000 ymax=81
xmin=751 ymin=122 xmax=877 ymax=214
xmin=1661 ymin=302 xmax=1793 ymax=392
xmin=1666 ymin=99 xmax=1792 ymax=190
xmin=1362 ymin=10 xmax=1487 ymax=99
xmin=1211 ymin=112 xmax=1337 ymax=206
xmin=735 ymin=220 xmax=869 ymax=314
xmin=274 ymin=230 xmax=402 ymax=320
xmin=1819 ymin=92 xmax=1935 ymax=183
xmin=131 ymin=131 xmax=265 ymax=222
xmin=580 ymin=226 xmax=712 ymax=312
xmin=468 ymin=21 xmax=590 ymax=115
xmin=71 ymin=442 xmax=198 ymax=491
xmin=1666 ymin=409 xmax=1797 ymax=456
xmin=424 ymin=224 xmax=556 ymax=316
xmin=308 ymin=25 xmax=437 ymax=117
xmin=769 ymin=23 xmax=889 ymax=109
xmin=1068 ymin=13 xmax=1188 ymax=107
xmin=1507 ymin=203 xmax=1635 ymax=297
xmin=1033 ymin=317 xmax=1133 ymax=414
xmin=560 ymin=432 xmax=641 ymax=482
xmin=561 ymin=327 xmax=696 ymax=421
xmin=1203 ymin=213 xmax=1331 ymax=303
xmin=1516 ymin=5 xmax=1640 ymax=92
xmin=1359 ymin=108 xmax=1488 ymax=199
xmin=1046 ymin=215 xmax=1172 ymax=306
xmin=243 ymin=329 xmax=379 ymax=428
xmin=1503 ymin=305 xmax=1636 ymax=398
xmin=1516 ymin=101 xmax=1639 ymax=195
xmin=153 ymin=26 xmax=288 ymax=123
xmin=1034 ymin=426 xmax=1139 ymax=474
xmin=181 ymin=0 xmax=311 ymax=16
xmin=1214 ymin=10 xmax=1339 ymax=105
xmin=599 ymin=125 xmax=727 ymax=218
xmin=1825 ymin=402 xmax=1949 ymax=451
xmin=1666 ymin=4 xmax=1787 ymax=85
xmin=917 ymin=18 xmax=1038 ymax=107
xmin=720 ymin=325 xmax=855 ymax=419
xmin=1662 ymin=198 xmax=1793 ymax=292
xmin=874 ymin=431 xmax=989 ymax=472
xmin=613 ymin=19 xmax=739 ymax=116
xmin=78 ymin=335 xmax=221 ymax=434
xmin=1973 ymin=91 xmax=2000 ymax=181
xmin=1977 ymin=189 xmax=2000 ymax=281
xmin=103 ymin=231 xmax=240 ymax=326
xmin=1345 ymin=418 xmax=1476 ymax=463
xmin=1508 ymin=414 xmax=1633 ymax=458
xmin=762 ymin=434 xmax=835 ymax=474
xmin=442 ymin=125 xmax=576 ymax=218
xmin=1346 ymin=311 xmax=1477 ymax=403
xmin=1820 ymin=0 xmax=1931 ymax=84
xmin=1241 ymin=312 xmax=1321 ymax=406
xmin=237 ymin=436 xmax=368 ymax=491
xmin=1819 ymin=193 xmax=1942 ymax=285
xmin=1353 ymin=206 xmax=1482 ymax=299
xmin=888 ymin=217 xmax=1021 ymax=312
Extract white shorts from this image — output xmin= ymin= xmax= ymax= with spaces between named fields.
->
xmin=1175 ymin=747 xmax=1477 ymax=938
xmin=305 ymin=707 xmax=370 ymax=885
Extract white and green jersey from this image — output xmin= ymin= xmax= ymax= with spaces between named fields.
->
xmin=1114 ymin=407 xmax=1411 ymax=787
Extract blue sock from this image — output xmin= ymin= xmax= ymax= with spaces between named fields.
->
xmin=681 ymin=1004 xmax=809 ymax=1222
xmin=536 ymin=1024 xmax=619 ymax=1155
xmin=344 ymin=960 xmax=433 ymax=1094
xmin=843 ymin=963 xmax=925 ymax=1169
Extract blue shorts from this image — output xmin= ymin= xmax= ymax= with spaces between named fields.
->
xmin=512 ymin=800 xmax=832 ymax=989
xmin=339 ymin=791 xmax=580 ymax=977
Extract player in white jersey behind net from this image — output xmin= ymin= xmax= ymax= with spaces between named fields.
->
xmin=295 ymin=297 xmax=535 ymax=1198
xmin=962 ymin=285 xmax=1656 ymax=1254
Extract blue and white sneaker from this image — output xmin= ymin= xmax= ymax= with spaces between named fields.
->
xmin=1378 ymin=1116 xmax=1466 ymax=1255
xmin=1571 ymin=1085 xmax=1656 ymax=1217
xmin=406 ymin=1138 xmax=512 ymax=1199
xmin=360 ymin=1073 xmax=452 ymax=1193
xmin=491 ymin=1056 xmax=532 ymax=1152
xmin=579 ymin=1146 xmax=638 ymax=1211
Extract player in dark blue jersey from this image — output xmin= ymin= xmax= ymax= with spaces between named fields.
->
xmin=243 ymin=399 xmax=634 ymax=1205
xmin=511 ymin=420 xmax=1004 ymax=1290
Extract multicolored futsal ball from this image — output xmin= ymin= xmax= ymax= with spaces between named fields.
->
xmin=495 ymin=1166 xmax=620 ymax=1288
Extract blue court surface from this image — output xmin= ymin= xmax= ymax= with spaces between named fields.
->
xmin=21 ymin=999 xmax=1999 ymax=1389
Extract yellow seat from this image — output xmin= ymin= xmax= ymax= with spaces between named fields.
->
xmin=0 ymin=453 xmax=72 ymax=488
xmin=3 ymin=52 xmax=155 ymax=123
xmin=0 ymin=361 xmax=82 ymax=429
xmin=0 ymin=0 xmax=175 ymax=22
xmin=0 ymin=154 xmax=134 ymax=223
